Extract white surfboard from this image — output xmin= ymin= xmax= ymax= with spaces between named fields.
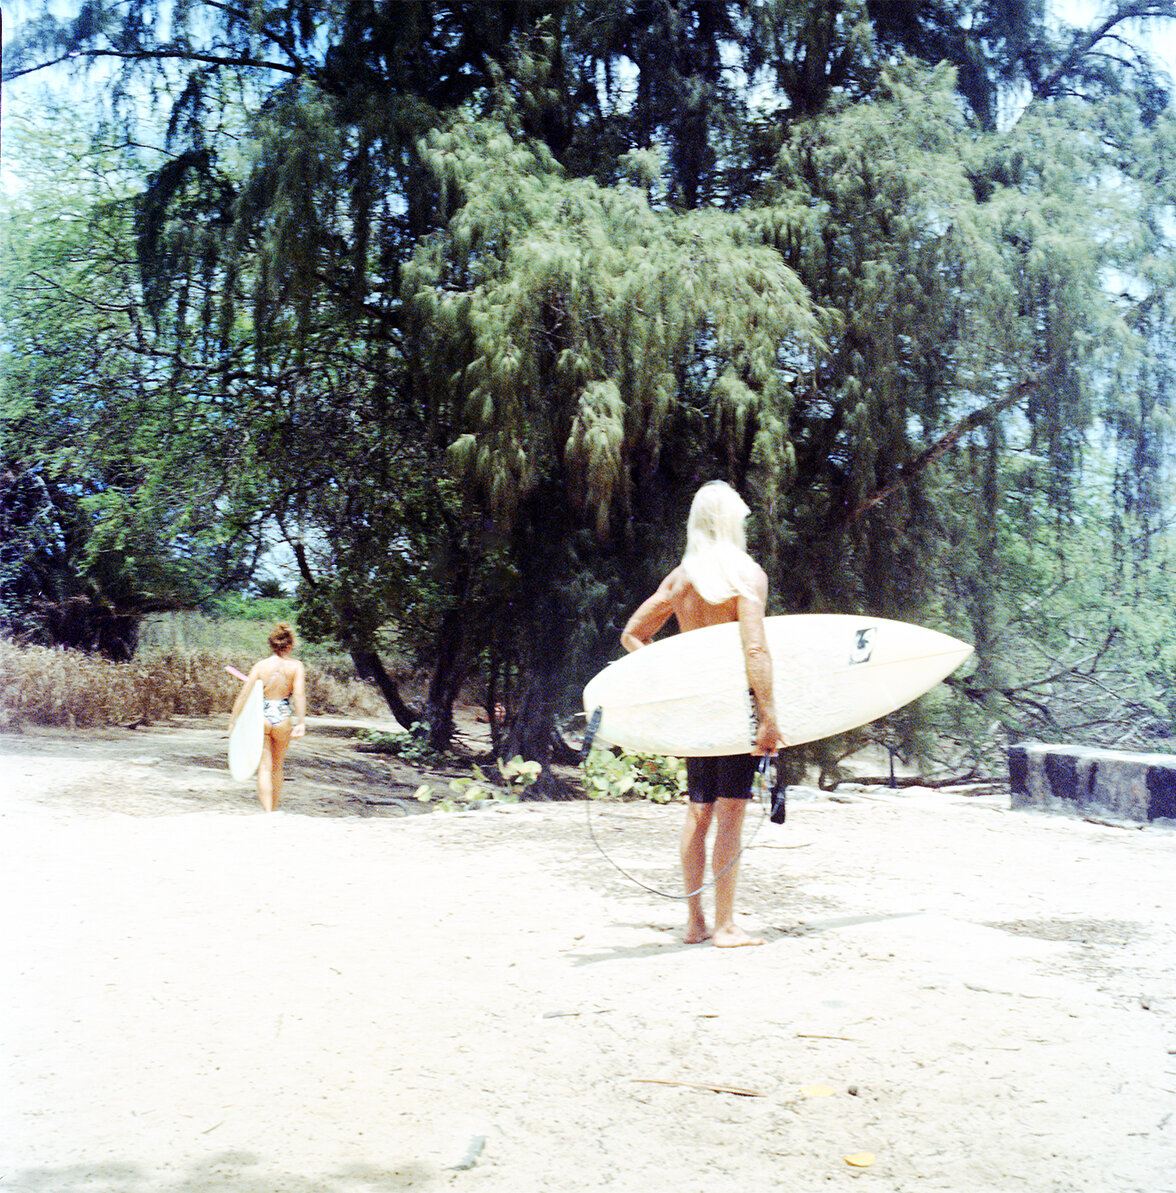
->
xmin=582 ymin=614 xmax=972 ymax=756
xmin=228 ymin=678 xmax=265 ymax=781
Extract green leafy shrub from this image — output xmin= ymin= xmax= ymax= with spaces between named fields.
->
xmin=416 ymin=757 xmax=543 ymax=811
xmin=360 ymin=725 xmax=441 ymax=766
xmin=583 ymin=749 xmax=687 ymax=803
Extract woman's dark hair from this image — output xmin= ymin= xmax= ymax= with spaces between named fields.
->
xmin=268 ymin=622 xmax=296 ymax=654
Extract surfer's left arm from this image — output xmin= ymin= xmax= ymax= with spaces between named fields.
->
xmin=621 ymin=576 xmax=675 ymax=652
xmin=226 ymin=662 xmax=262 ymax=733
xmin=737 ymin=574 xmax=784 ymax=754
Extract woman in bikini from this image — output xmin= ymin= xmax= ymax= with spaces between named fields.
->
xmin=227 ymin=622 xmax=307 ymax=812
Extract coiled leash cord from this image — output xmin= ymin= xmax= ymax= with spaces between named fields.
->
xmin=580 ymin=707 xmax=780 ymax=901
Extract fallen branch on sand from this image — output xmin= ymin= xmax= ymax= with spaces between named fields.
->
xmin=631 ymin=1078 xmax=765 ymax=1097
xmin=836 ymin=772 xmax=984 ymax=789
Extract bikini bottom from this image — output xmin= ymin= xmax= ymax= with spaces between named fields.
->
xmin=262 ymin=697 xmax=293 ymax=726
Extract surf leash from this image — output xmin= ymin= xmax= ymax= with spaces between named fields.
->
xmin=580 ymin=707 xmax=779 ymax=901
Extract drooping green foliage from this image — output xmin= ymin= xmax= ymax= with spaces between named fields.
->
xmin=409 ymin=118 xmax=821 ymax=532
xmin=756 ymin=60 xmax=1146 ymax=616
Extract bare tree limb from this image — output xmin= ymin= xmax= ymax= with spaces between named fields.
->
xmin=1032 ymin=1 xmax=1176 ymax=101
xmin=841 ymin=359 xmax=1062 ymax=527
xmin=5 ymin=47 xmax=306 ymax=83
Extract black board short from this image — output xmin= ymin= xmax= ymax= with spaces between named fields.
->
xmin=685 ymin=753 xmax=759 ymax=803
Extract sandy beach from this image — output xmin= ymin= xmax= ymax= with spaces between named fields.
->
xmin=2 ymin=718 xmax=1175 ymax=1192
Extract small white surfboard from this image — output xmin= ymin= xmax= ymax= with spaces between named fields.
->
xmin=228 ymin=679 xmax=265 ymax=781
xmin=583 ymin=614 xmax=972 ymax=756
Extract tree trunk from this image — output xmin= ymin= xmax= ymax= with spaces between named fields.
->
xmin=503 ymin=679 xmax=574 ymax=799
xmin=350 ymin=649 xmax=422 ymax=732
xmin=486 ymin=646 xmax=510 ymax=755
xmin=425 ymin=605 xmax=466 ymax=751
xmin=502 ymin=588 xmax=576 ymax=799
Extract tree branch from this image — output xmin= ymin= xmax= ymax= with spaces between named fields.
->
xmin=841 ymin=359 xmax=1062 ymax=527
xmin=1032 ymin=1 xmax=1176 ymax=100
xmin=6 ymin=46 xmax=304 ymax=83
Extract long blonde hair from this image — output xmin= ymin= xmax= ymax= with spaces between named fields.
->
xmin=681 ymin=481 xmax=758 ymax=604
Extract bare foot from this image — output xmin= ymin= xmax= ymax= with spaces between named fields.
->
xmin=684 ymin=918 xmax=712 ymax=944
xmin=712 ymin=923 xmax=763 ymax=948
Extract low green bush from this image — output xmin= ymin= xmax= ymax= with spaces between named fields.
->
xmin=583 ymin=749 xmax=687 ymax=803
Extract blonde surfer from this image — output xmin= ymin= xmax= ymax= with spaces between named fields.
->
xmin=228 ymin=622 xmax=307 ymax=812
xmin=621 ymin=481 xmax=783 ymax=946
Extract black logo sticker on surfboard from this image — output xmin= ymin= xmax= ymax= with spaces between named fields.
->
xmin=849 ymin=627 xmax=876 ymax=665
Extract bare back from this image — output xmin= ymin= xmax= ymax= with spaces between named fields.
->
xmin=663 ymin=569 xmax=741 ymax=633
xmin=621 ymin=560 xmax=782 ymax=756
xmin=258 ymin=655 xmax=300 ymax=700
xmin=621 ymin=563 xmax=764 ymax=647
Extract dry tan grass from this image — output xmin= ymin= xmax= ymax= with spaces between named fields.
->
xmin=0 ymin=640 xmax=386 ymax=729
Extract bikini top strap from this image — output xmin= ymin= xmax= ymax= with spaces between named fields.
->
xmin=262 ymin=657 xmax=287 ymax=694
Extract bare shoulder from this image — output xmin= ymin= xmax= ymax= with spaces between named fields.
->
xmin=663 ymin=565 xmax=691 ymax=593
xmin=641 ymin=565 xmax=691 ymax=607
xmin=735 ymin=556 xmax=769 ymax=600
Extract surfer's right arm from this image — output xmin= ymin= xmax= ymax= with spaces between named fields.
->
xmin=226 ymin=662 xmax=262 ymax=733
xmin=620 ymin=575 xmax=677 ymax=652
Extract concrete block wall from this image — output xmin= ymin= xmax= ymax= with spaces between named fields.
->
xmin=1008 ymin=742 xmax=1176 ymax=822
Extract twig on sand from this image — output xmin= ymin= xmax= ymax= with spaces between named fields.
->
xmin=1082 ymin=816 xmax=1144 ymax=831
xmin=631 ymin=1078 xmax=765 ymax=1097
